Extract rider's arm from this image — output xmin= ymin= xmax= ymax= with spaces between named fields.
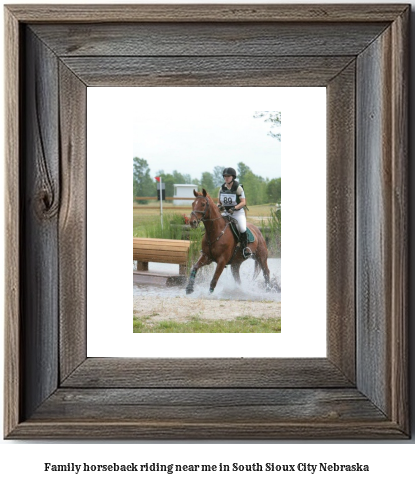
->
xmin=234 ymin=197 xmax=246 ymax=210
xmin=234 ymin=185 xmax=246 ymax=210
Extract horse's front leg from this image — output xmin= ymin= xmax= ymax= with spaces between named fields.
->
xmin=209 ymin=258 xmax=227 ymax=293
xmin=186 ymin=253 xmax=210 ymax=295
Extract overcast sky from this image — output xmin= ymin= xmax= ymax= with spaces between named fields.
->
xmin=132 ymin=87 xmax=282 ymax=181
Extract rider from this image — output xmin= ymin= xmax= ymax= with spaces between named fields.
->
xmin=218 ymin=167 xmax=252 ymax=259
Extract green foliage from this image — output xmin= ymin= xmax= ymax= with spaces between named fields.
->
xmin=236 ymin=163 xmax=281 ymax=206
xmin=173 ymin=170 xmax=192 ymax=184
xmin=133 ymin=157 xmax=155 ymax=204
xmin=237 ymin=162 xmax=251 ymax=182
xmin=241 ymin=170 xmax=267 ymax=205
xmin=133 ymin=158 xmax=281 ymax=208
xmin=154 ymin=170 xmax=192 ymax=198
xmin=154 ymin=171 xmax=174 ymax=197
xmin=200 ymin=171 xmax=217 ymax=195
xmin=133 ymin=315 xmax=281 ymax=333
xmin=139 ymin=212 xmax=185 ymax=240
xmin=267 ymin=178 xmax=281 ymax=203
xmin=261 ymin=206 xmax=281 ymax=256
xmin=253 ymin=111 xmax=282 ymax=141
xmin=187 ymin=224 xmax=204 ymax=270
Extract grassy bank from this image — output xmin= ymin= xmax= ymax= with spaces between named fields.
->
xmin=133 ymin=315 xmax=281 ymax=333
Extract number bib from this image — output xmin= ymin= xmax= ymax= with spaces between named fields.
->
xmin=220 ymin=193 xmax=237 ymax=206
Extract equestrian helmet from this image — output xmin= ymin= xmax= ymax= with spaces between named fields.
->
xmin=223 ymin=167 xmax=237 ymax=177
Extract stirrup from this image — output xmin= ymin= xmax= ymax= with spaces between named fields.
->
xmin=243 ymin=247 xmax=252 ymax=259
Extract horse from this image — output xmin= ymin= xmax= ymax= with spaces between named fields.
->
xmin=186 ymin=188 xmax=270 ymax=294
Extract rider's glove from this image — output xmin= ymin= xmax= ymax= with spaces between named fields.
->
xmin=228 ymin=208 xmax=234 ymax=215
xmin=217 ymin=203 xmax=224 ymax=211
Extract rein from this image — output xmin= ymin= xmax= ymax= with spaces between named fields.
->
xmin=191 ymin=196 xmax=230 ymax=247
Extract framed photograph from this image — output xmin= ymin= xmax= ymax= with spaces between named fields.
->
xmin=87 ymin=85 xmax=326 ymax=358
xmin=4 ymin=4 xmax=409 ymax=439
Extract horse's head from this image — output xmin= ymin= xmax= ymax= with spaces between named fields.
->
xmin=189 ymin=188 xmax=211 ymax=228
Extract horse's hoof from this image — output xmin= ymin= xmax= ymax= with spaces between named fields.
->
xmin=209 ymin=288 xmax=214 ymax=294
xmin=186 ymin=287 xmax=194 ymax=295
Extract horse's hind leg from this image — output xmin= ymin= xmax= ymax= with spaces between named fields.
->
xmin=186 ymin=253 xmax=210 ymax=295
xmin=231 ymin=262 xmax=242 ymax=285
xmin=259 ymin=256 xmax=271 ymax=289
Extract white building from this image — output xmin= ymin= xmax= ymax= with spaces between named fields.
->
xmin=173 ymin=184 xmax=198 ymax=205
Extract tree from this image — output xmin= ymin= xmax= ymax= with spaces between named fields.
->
xmin=200 ymin=172 xmax=216 ymax=196
xmin=133 ymin=157 xmax=154 ymax=204
xmin=173 ymin=170 xmax=192 ymax=184
xmin=253 ymin=111 xmax=281 ymax=141
xmin=156 ymin=170 xmax=193 ymax=198
xmin=155 ymin=170 xmax=175 ymax=198
xmin=242 ymin=170 xmax=268 ymax=205
xmin=267 ymin=178 xmax=281 ymax=204
xmin=237 ymin=162 xmax=251 ymax=183
xmin=212 ymin=165 xmax=226 ymax=187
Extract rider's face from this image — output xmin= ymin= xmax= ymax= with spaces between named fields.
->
xmin=224 ymin=175 xmax=233 ymax=184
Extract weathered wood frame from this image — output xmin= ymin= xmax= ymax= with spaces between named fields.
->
xmin=4 ymin=4 xmax=409 ymax=439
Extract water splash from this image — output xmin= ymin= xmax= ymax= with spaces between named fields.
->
xmin=133 ymin=258 xmax=281 ymax=302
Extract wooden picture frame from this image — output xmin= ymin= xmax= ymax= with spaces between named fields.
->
xmin=4 ymin=4 xmax=409 ymax=439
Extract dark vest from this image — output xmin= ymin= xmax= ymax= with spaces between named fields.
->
xmin=219 ymin=180 xmax=242 ymax=210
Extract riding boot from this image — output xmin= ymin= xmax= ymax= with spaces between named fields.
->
xmin=240 ymin=231 xmax=252 ymax=259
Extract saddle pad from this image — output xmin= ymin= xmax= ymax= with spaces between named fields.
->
xmin=246 ymin=227 xmax=255 ymax=243
xmin=229 ymin=219 xmax=255 ymax=243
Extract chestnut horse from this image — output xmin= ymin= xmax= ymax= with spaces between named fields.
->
xmin=186 ymin=189 xmax=270 ymax=294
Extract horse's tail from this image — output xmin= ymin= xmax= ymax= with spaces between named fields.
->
xmin=248 ymin=223 xmax=268 ymax=280
xmin=253 ymin=258 xmax=261 ymax=280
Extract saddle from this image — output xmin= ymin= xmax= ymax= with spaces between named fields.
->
xmin=224 ymin=215 xmax=255 ymax=243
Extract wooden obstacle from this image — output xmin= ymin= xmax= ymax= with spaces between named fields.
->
xmin=133 ymin=237 xmax=191 ymax=286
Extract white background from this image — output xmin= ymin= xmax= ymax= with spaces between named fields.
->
xmin=87 ymin=86 xmax=327 ymax=358
xmin=1 ymin=0 xmax=414 ymax=486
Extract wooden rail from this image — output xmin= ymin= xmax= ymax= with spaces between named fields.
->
xmin=133 ymin=206 xmax=192 ymax=210
xmin=133 ymin=237 xmax=190 ymax=275
xmin=134 ymin=196 xmax=219 ymax=201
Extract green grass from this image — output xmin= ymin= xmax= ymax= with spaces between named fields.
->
xmin=133 ymin=315 xmax=281 ymax=333
xmin=245 ymin=204 xmax=280 ymax=218
xmin=133 ymin=207 xmax=192 ymax=237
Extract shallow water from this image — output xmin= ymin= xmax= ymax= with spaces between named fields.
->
xmin=133 ymin=258 xmax=281 ymax=302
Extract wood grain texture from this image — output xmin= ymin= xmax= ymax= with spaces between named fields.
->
xmin=7 ymin=421 xmax=406 ymax=441
xmin=4 ymin=6 xmax=21 ymax=438
xmin=61 ymin=56 xmax=354 ymax=87
xmin=356 ymin=11 xmax=408 ymax=427
xmin=4 ymin=4 xmax=410 ymax=440
xmin=32 ymin=388 xmax=386 ymax=423
xmin=389 ymin=8 xmax=409 ymax=432
xmin=20 ymin=28 xmax=60 ymax=420
xmin=6 ymin=4 xmax=409 ymax=23
xmin=58 ymin=62 xmax=87 ymax=382
xmin=326 ymin=62 xmax=356 ymax=383
xmin=357 ymin=34 xmax=387 ymax=414
xmin=62 ymin=358 xmax=353 ymax=388
xmin=31 ymin=22 xmax=388 ymax=57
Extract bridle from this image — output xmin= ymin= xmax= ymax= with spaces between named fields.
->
xmin=190 ymin=196 xmax=210 ymax=226
xmin=190 ymin=196 xmax=230 ymax=249
xmin=190 ymin=196 xmax=222 ymax=227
